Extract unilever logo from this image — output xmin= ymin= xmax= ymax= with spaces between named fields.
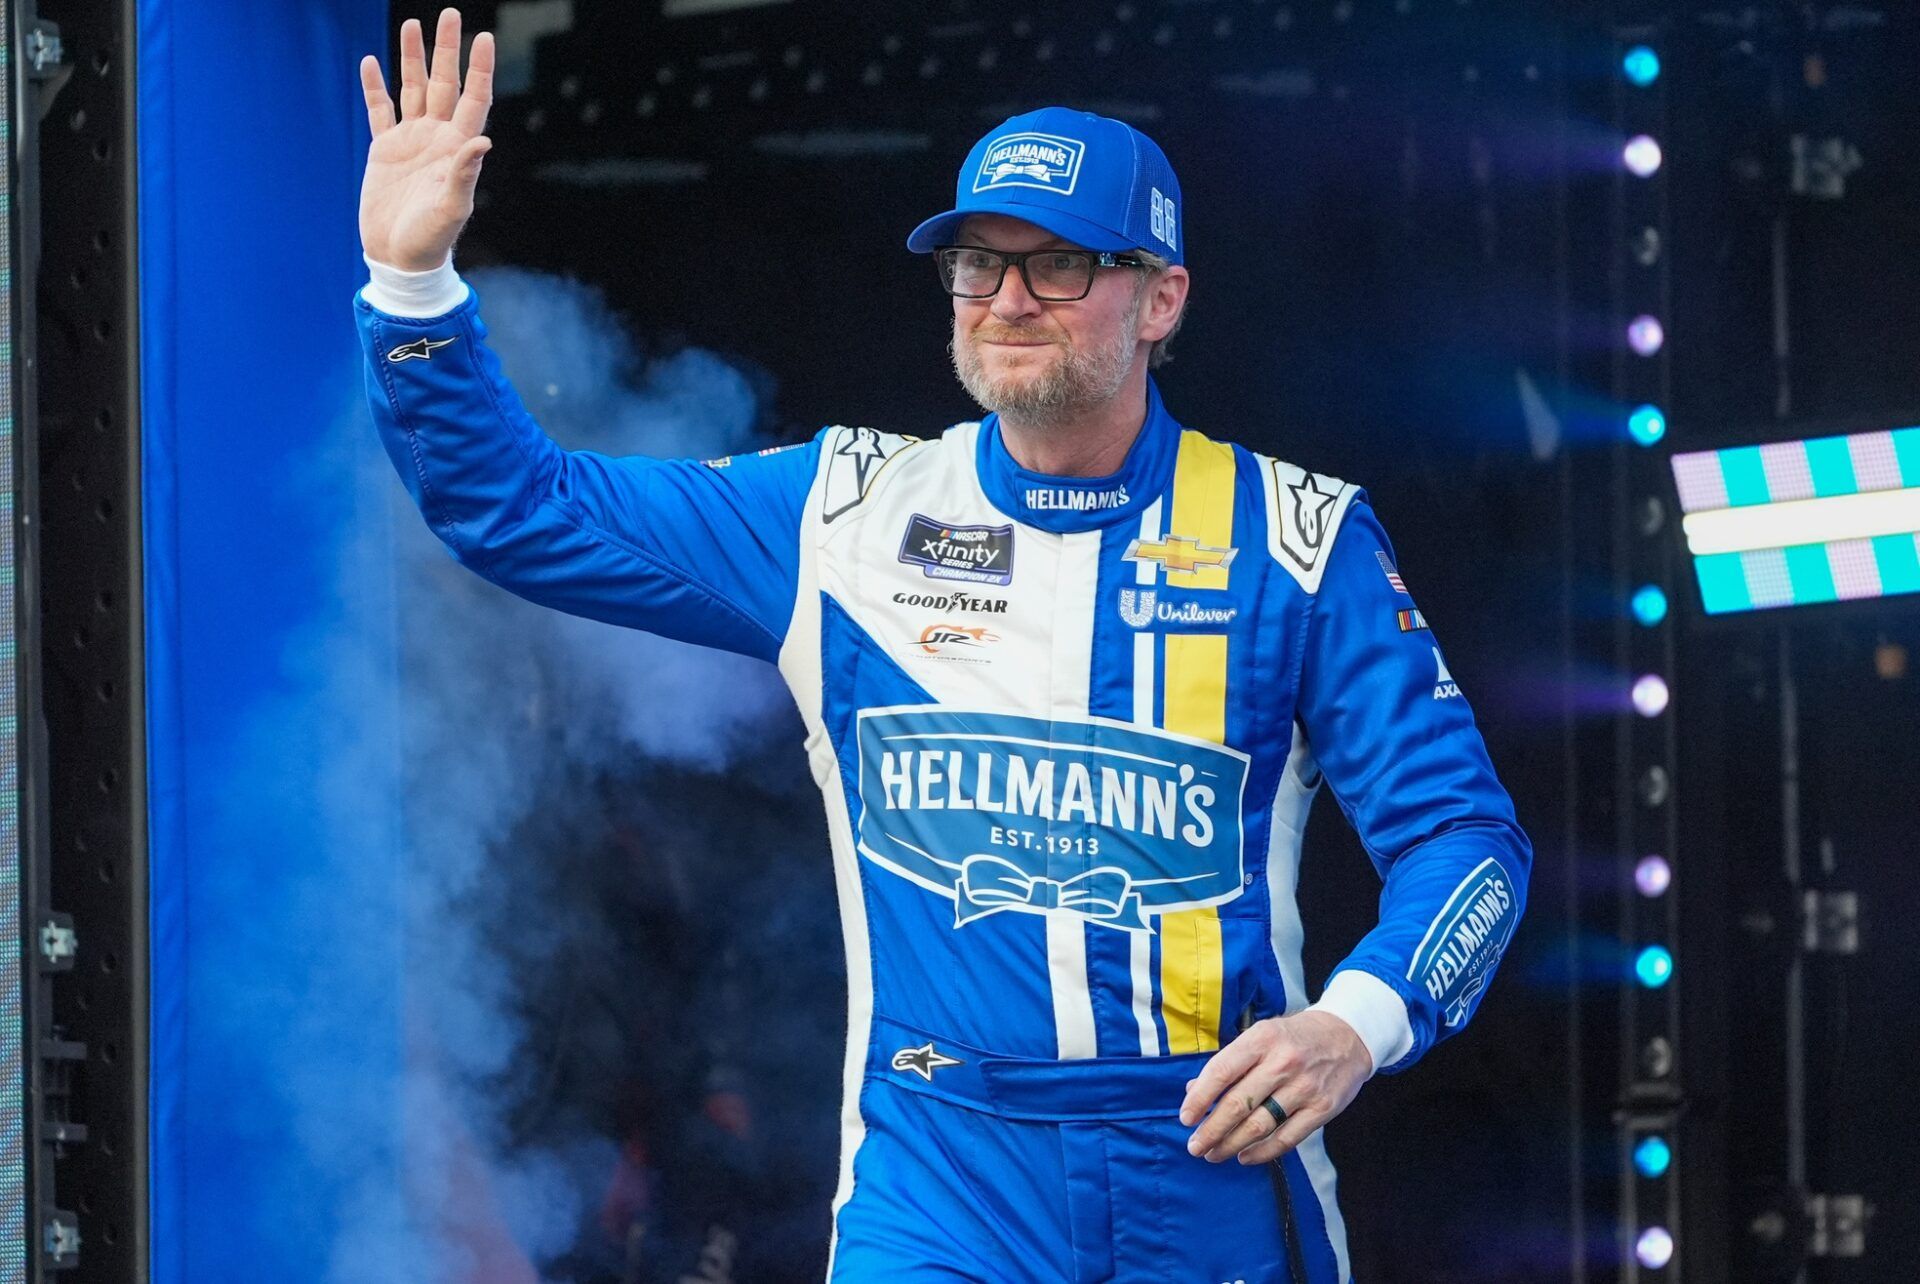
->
xmin=972 ymin=131 xmax=1086 ymax=195
xmin=855 ymin=707 xmax=1248 ymax=932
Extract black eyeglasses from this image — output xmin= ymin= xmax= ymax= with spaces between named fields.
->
xmin=935 ymin=245 xmax=1148 ymax=302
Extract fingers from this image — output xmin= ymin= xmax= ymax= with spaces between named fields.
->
xmin=1180 ymin=1012 xmax=1370 ymax=1165
xmin=426 ymin=7 xmax=464 ymax=121
xmin=1206 ymin=1091 xmax=1290 ymax=1162
xmin=1188 ymin=1063 xmax=1293 ymax=1160
xmin=359 ymin=54 xmax=395 ymax=136
xmin=374 ymin=13 xmax=489 ymax=136
xmin=398 ymin=17 xmax=427 ymax=122
xmin=438 ymin=136 xmax=493 ymax=219
xmin=452 ymin=31 xmax=495 ymax=138
xmin=1178 ymin=1034 xmax=1262 ymax=1127
xmin=1237 ymin=1101 xmax=1330 ymax=1166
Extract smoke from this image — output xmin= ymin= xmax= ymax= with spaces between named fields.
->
xmin=205 ymin=265 xmax=820 ymax=1283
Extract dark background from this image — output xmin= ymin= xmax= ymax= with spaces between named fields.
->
xmin=390 ymin=2 xmax=1920 ymax=1279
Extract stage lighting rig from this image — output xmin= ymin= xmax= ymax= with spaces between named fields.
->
xmin=1607 ymin=14 xmax=1683 ymax=1280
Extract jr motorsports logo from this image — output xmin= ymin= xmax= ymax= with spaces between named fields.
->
xmin=973 ymin=132 xmax=1086 ymax=195
xmin=898 ymin=515 xmax=1015 ymax=585
xmin=855 ymin=707 xmax=1249 ymax=932
xmin=914 ymin=623 xmax=1000 ymax=659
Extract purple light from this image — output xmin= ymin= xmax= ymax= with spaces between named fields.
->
xmin=1636 ymin=1226 xmax=1675 ymax=1269
xmin=1629 ymin=315 xmax=1666 ymax=356
xmin=1635 ymin=856 xmax=1672 ymax=898
xmin=1624 ymin=134 xmax=1663 ymax=177
xmin=1632 ymin=674 xmax=1670 ymax=717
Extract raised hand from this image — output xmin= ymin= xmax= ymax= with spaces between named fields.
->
xmin=357 ymin=8 xmax=494 ymax=271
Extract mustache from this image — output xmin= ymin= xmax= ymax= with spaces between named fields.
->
xmin=968 ymin=328 xmax=1061 ymax=346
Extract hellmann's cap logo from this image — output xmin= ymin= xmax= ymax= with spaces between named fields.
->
xmin=1123 ymin=535 xmax=1238 ymax=575
xmin=973 ymin=131 xmax=1086 ymax=195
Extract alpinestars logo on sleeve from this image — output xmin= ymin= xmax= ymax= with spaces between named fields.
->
xmin=385 ymin=336 xmax=456 ymax=363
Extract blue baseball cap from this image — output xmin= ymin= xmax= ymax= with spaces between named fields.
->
xmin=906 ymin=106 xmax=1184 ymax=266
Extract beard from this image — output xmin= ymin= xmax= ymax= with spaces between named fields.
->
xmin=948 ymin=293 xmax=1143 ymax=426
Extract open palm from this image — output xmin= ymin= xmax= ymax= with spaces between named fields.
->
xmin=358 ymin=8 xmax=494 ymax=272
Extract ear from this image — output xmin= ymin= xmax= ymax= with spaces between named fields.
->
xmin=1138 ymin=266 xmax=1190 ymax=343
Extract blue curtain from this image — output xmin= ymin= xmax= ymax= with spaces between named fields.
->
xmin=138 ymin=2 xmax=399 ymax=1279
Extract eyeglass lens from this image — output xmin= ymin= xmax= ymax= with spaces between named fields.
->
xmin=942 ymin=248 xmax=1094 ymax=300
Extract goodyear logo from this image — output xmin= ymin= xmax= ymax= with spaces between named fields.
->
xmin=855 ymin=707 xmax=1248 ymax=932
xmin=973 ymin=132 xmax=1086 ymax=196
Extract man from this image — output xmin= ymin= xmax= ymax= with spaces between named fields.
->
xmin=355 ymin=11 xmax=1531 ymax=1282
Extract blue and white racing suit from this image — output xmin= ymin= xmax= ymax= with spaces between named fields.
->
xmin=356 ymin=263 xmax=1533 ymax=1283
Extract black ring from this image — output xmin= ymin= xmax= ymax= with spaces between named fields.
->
xmin=1262 ymin=1096 xmax=1288 ymax=1127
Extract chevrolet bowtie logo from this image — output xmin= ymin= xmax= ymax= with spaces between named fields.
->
xmin=890 ymin=1042 xmax=964 ymax=1082
xmin=385 ymin=335 xmax=456 ymax=363
xmin=1123 ymin=534 xmax=1238 ymax=575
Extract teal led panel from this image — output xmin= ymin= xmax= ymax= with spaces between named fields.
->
xmin=1670 ymin=427 xmax=1920 ymax=614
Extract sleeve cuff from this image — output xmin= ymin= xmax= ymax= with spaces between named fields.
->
xmin=1309 ymin=969 xmax=1415 ymax=1075
xmin=360 ymin=251 xmax=470 ymax=317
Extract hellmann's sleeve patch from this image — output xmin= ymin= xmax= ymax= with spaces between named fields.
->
xmin=821 ymin=425 xmax=918 ymax=523
xmin=1260 ymin=455 xmax=1358 ymax=593
xmin=1407 ymin=857 xmax=1520 ymax=1029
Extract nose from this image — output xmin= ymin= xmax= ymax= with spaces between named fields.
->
xmin=989 ymin=261 xmax=1045 ymax=324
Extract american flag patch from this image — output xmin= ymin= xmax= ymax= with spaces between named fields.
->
xmin=1377 ymin=551 xmax=1408 ymax=594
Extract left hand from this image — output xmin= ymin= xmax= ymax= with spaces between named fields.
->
xmin=1178 ymin=1010 xmax=1372 ymax=1165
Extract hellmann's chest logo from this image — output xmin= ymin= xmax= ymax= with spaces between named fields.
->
xmin=855 ymin=708 xmax=1249 ymax=932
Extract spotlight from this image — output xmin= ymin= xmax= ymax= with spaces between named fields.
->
xmin=1634 ymin=855 xmax=1672 ymax=897
xmin=1635 ymin=946 xmax=1674 ymax=989
xmin=1629 ymin=404 xmax=1667 ymax=446
xmin=1632 ymin=674 xmax=1670 ymax=717
xmin=1629 ymin=314 xmax=1666 ymax=356
xmin=1631 ymin=585 xmax=1669 ymax=627
xmin=1631 ymin=226 xmax=1662 ymax=267
xmin=1636 ymin=1226 xmax=1675 ymax=1269
xmin=1624 ymin=134 xmax=1663 ymax=177
xmin=1640 ymin=1035 xmax=1674 ymax=1078
xmin=1634 ymin=1135 xmax=1673 ymax=1179
xmin=1623 ymin=46 xmax=1661 ymax=87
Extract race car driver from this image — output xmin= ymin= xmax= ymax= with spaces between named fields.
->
xmin=354 ymin=11 xmax=1533 ymax=1282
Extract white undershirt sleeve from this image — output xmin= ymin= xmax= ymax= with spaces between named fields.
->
xmin=360 ymin=251 xmax=471 ymax=318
